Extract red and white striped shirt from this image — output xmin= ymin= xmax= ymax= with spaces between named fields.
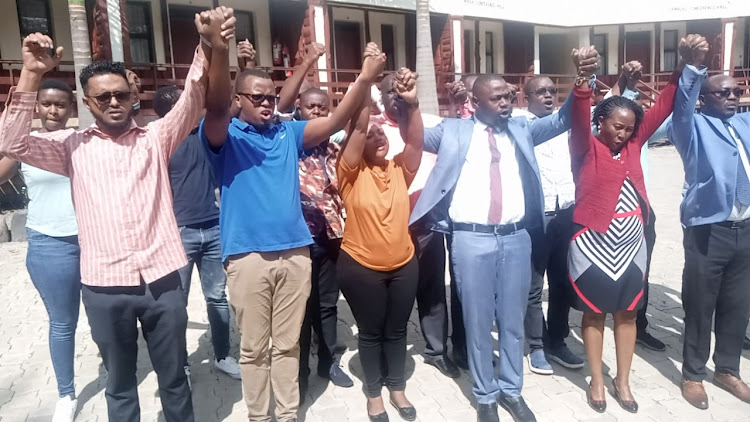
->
xmin=0 ymin=50 xmax=207 ymax=287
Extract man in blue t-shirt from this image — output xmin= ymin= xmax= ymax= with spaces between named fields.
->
xmin=201 ymin=42 xmax=386 ymax=421
xmin=152 ymin=85 xmax=241 ymax=387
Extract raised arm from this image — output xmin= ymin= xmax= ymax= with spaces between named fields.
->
xmin=236 ymin=39 xmax=256 ymax=71
xmin=277 ymin=43 xmax=325 ymax=113
xmin=339 ymin=98 xmax=369 ymax=169
xmin=0 ymin=157 xmax=19 ymax=185
xmin=668 ymin=34 xmax=709 ymax=154
xmin=186 ymin=7 xmax=236 ymax=150
xmin=568 ymin=46 xmax=600 ymax=161
xmin=393 ymin=68 xmax=423 ymax=174
xmin=0 ymin=34 xmax=71 ymax=175
xmin=302 ymin=42 xmax=386 ymax=149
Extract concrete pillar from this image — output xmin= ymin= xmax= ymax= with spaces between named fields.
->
xmin=106 ymin=0 xmax=124 ymax=62
xmin=721 ymin=18 xmax=738 ymax=75
xmin=452 ymin=18 xmax=463 ymax=78
xmin=310 ymin=1 xmax=329 ymax=88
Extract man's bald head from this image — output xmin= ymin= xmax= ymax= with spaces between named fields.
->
xmin=700 ymin=74 xmax=741 ymax=120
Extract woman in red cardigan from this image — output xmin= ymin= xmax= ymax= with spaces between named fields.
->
xmin=566 ymin=38 xmax=705 ymax=414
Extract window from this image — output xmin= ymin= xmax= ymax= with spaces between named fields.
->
xmin=463 ymin=29 xmax=473 ymax=73
xmin=593 ymin=33 xmax=608 ymax=75
xmin=485 ymin=31 xmax=494 ymax=74
xmin=127 ymin=2 xmax=155 ymax=63
xmin=16 ymin=0 xmax=52 ymax=39
xmin=235 ymin=11 xmax=256 ymax=53
xmin=664 ymin=30 xmax=679 ymax=71
xmin=381 ymin=25 xmax=396 ymax=71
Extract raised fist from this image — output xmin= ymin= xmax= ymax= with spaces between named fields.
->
xmin=395 ymin=67 xmax=419 ymax=105
xmin=571 ymin=46 xmax=600 ymax=77
xmin=679 ymin=34 xmax=709 ymax=67
xmin=360 ymin=43 xmax=386 ymax=82
xmin=305 ymin=43 xmax=326 ymax=65
xmin=194 ymin=6 xmax=236 ymax=49
xmin=22 ymin=33 xmax=63 ymax=75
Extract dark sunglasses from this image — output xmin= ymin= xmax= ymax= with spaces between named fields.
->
xmin=237 ymin=93 xmax=279 ymax=105
xmin=88 ymin=91 xmax=132 ymax=106
xmin=709 ymin=88 xmax=744 ymax=99
xmin=533 ymin=87 xmax=557 ymax=96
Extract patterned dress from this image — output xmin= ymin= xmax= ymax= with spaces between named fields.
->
xmin=568 ymin=178 xmax=647 ymax=313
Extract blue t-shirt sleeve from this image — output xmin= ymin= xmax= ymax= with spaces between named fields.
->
xmin=282 ymin=120 xmax=309 ymax=155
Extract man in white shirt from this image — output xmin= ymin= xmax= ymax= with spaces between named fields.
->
xmin=518 ymin=76 xmax=585 ymax=375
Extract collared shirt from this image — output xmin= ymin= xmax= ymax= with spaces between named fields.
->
xmin=0 ymin=50 xmax=207 ymax=286
xmin=515 ymin=109 xmax=575 ymax=212
xmin=726 ymin=124 xmax=750 ymax=221
xmin=299 ymin=140 xmax=345 ymax=239
xmin=202 ymin=118 xmax=312 ymax=260
xmin=449 ymin=117 xmax=526 ymax=224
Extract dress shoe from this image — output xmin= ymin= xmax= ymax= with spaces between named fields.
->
xmin=612 ymin=378 xmax=638 ymax=413
xmin=476 ymin=403 xmax=499 ymax=422
xmin=389 ymin=399 xmax=417 ymax=421
xmin=322 ymin=364 xmax=354 ymax=387
xmin=714 ymin=372 xmax=750 ymax=404
xmin=425 ymin=356 xmax=460 ymax=378
xmin=498 ymin=395 xmax=536 ymax=422
xmin=368 ymin=412 xmax=389 ymax=422
xmin=587 ymin=382 xmax=606 ymax=413
xmin=682 ymin=379 xmax=709 ymax=409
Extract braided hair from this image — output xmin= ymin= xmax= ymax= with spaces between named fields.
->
xmin=591 ymin=96 xmax=644 ymax=141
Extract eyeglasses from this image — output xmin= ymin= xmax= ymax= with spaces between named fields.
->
xmin=87 ymin=91 xmax=132 ymax=106
xmin=533 ymin=87 xmax=558 ymax=96
xmin=709 ymin=88 xmax=744 ymax=99
xmin=237 ymin=93 xmax=279 ymax=105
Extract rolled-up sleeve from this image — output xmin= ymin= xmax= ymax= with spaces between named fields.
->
xmin=0 ymin=89 xmax=71 ymax=176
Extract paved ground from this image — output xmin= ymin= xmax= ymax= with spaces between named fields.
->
xmin=1 ymin=145 xmax=749 ymax=422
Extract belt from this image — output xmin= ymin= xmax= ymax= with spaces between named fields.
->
xmin=452 ymin=221 xmax=526 ymax=236
xmin=545 ymin=211 xmax=557 ymax=217
xmin=717 ymin=219 xmax=750 ymax=229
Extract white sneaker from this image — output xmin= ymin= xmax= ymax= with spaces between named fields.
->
xmin=184 ymin=365 xmax=192 ymax=390
xmin=52 ymin=395 xmax=77 ymax=422
xmin=215 ymin=356 xmax=242 ymax=380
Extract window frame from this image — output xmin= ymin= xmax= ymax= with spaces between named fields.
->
xmin=127 ymin=1 xmax=156 ymax=63
xmin=16 ymin=0 xmax=54 ymax=40
xmin=593 ymin=33 xmax=608 ymax=75
xmin=234 ymin=10 xmax=257 ymax=56
xmin=485 ymin=31 xmax=494 ymax=74
xmin=663 ymin=29 xmax=679 ymax=71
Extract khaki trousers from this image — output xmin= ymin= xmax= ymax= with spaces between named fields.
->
xmin=226 ymin=247 xmax=311 ymax=422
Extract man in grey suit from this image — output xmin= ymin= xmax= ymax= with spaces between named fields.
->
xmin=409 ymin=51 xmax=599 ymax=422
xmin=668 ymin=34 xmax=750 ymax=410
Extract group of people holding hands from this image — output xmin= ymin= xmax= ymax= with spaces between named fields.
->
xmin=1 ymin=5 xmax=749 ymax=422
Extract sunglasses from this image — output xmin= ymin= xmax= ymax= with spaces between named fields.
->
xmin=533 ymin=87 xmax=558 ymax=96
xmin=88 ymin=91 xmax=132 ymax=106
xmin=237 ymin=93 xmax=279 ymax=105
xmin=709 ymin=88 xmax=744 ymax=99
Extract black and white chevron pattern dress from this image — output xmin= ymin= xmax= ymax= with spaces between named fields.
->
xmin=568 ymin=178 xmax=648 ymax=313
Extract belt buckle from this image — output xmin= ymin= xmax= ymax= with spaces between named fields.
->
xmin=731 ymin=221 xmax=743 ymax=229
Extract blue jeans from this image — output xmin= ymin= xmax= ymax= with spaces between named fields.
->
xmin=177 ymin=222 xmax=230 ymax=361
xmin=451 ymin=228 xmax=532 ymax=403
xmin=26 ymin=228 xmax=81 ymax=398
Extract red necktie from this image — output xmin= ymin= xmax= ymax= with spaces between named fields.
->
xmin=487 ymin=127 xmax=503 ymax=224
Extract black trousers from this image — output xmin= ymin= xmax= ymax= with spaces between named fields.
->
xmin=682 ymin=222 xmax=750 ymax=381
xmin=637 ymin=207 xmax=657 ymax=332
xmin=81 ymin=272 xmax=193 ymax=422
xmin=412 ymin=230 xmax=449 ymax=359
xmin=338 ymin=251 xmax=419 ymax=397
xmin=300 ymin=237 xmax=342 ymax=377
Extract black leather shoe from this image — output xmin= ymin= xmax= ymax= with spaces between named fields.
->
xmin=498 ymin=395 xmax=537 ymax=422
xmin=476 ymin=403 xmax=499 ymax=422
xmin=368 ymin=412 xmax=389 ymax=422
xmin=389 ymin=399 xmax=417 ymax=421
xmin=425 ymin=356 xmax=460 ymax=378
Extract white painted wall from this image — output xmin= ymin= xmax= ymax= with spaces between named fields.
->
xmin=368 ymin=11 xmax=406 ymax=69
xmin=478 ymin=20 xmax=505 ymax=74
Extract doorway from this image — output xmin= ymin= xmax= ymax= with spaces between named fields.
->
xmin=168 ymin=5 xmax=202 ymax=78
xmin=625 ymin=31 xmax=652 ymax=74
xmin=333 ymin=21 xmax=362 ymax=82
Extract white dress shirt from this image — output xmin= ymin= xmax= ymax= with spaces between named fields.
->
xmin=449 ymin=118 xmax=526 ymax=224
xmin=726 ymin=124 xmax=750 ymax=221
xmin=514 ymin=109 xmax=575 ymax=212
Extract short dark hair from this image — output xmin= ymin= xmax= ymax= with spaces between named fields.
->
xmin=300 ymin=87 xmax=329 ymax=103
xmin=38 ymin=78 xmax=74 ymax=103
xmin=523 ymin=75 xmax=553 ymax=95
xmin=473 ymin=74 xmax=506 ymax=95
xmin=79 ymin=61 xmax=128 ymax=93
xmin=235 ymin=69 xmax=272 ymax=93
xmin=592 ymin=95 xmax=645 ymax=135
xmin=153 ymin=85 xmax=182 ymax=118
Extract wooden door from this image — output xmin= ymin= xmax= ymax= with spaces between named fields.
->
xmin=168 ymin=5 xmax=202 ymax=78
xmin=503 ymin=21 xmax=534 ymax=74
xmin=625 ymin=31 xmax=651 ymax=74
xmin=333 ymin=21 xmax=362 ymax=82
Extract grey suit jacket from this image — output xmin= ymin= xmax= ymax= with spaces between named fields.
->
xmin=409 ymin=95 xmax=573 ymax=232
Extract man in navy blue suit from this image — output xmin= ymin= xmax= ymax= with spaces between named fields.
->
xmin=668 ymin=34 xmax=750 ymax=410
xmin=409 ymin=49 xmax=599 ymax=422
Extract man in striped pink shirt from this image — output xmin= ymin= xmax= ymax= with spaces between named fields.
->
xmin=0 ymin=7 xmax=236 ymax=422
